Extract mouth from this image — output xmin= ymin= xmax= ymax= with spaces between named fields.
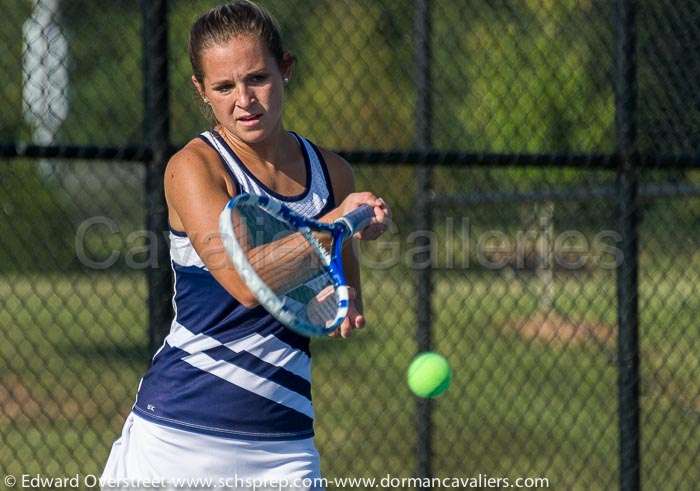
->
xmin=237 ymin=114 xmax=262 ymax=125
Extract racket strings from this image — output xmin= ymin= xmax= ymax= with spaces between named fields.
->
xmin=304 ymin=285 xmax=340 ymax=327
xmin=229 ymin=203 xmax=340 ymax=327
xmin=249 ymin=232 xmax=322 ymax=288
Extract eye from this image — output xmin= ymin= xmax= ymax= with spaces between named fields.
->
xmin=249 ymin=74 xmax=268 ymax=84
xmin=214 ymin=84 xmax=233 ymax=93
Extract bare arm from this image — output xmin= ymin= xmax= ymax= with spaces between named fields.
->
xmin=165 ymin=142 xmax=260 ymax=307
xmin=166 ymin=142 xmax=356 ymax=307
xmin=165 ymin=140 xmax=388 ymax=318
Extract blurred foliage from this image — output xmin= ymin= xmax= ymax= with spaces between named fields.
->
xmin=637 ymin=0 xmax=700 ymax=155
xmin=433 ymin=0 xmax=615 ymax=154
xmin=1 ymin=0 xmax=698 ymax=269
xmin=2 ymin=0 xmax=619 ymax=152
xmin=1 ymin=0 xmax=698 ymax=155
xmin=283 ymin=0 xmax=415 ymax=149
xmin=58 ymin=1 xmax=143 ymax=145
xmin=0 ymin=162 xmax=78 ymax=271
xmin=0 ymin=0 xmax=31 ymax=141
xmin=0 ymin=159 xmax=145 ymax=273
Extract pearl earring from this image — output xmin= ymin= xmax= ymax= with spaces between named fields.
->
xmin=283 ymin=78 xmax=289 ymax=84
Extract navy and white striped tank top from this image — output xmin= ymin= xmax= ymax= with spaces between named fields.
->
xmin=132 ymin=130 xmax=335 ymax=440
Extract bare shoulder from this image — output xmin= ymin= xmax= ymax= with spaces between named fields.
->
xmin=164 ymin=137 xmax=233 ymax=236
xmin=318 ymin=147 xmax=355 ymax=201
xmin=165 ymin=137 xmax=229 ymax=197
xmin=166 ymin=138 xmax=219 ymax=184
xmin=164 ymin=135 xmax=236 ymax=236
xmin=318 ymin=147 xmax=354 ymax=183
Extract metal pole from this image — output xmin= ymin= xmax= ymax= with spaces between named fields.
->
xmin=614 ymin=1 xmax=640 ymax=490
xmin=142 ymin=0 xmax=172 ymax=354
xmin=414 ymin=0 xmax=433 ymax=487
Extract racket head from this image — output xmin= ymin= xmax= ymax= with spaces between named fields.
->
xmin=218 ymin=193 xmax=351 ymax=337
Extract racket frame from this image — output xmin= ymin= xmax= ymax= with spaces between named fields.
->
xmin=219 ymin=193 xmax=367 ymax=336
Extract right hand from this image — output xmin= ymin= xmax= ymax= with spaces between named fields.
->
xmin=328 ymin=286 xmax=364 ymax=339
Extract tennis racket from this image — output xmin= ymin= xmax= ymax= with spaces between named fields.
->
xmin=218 ymin=193 xmax=375 ymax=337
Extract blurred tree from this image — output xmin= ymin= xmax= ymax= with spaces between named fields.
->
xmin=0 ymin=0 xmax=32 ymax=142
xmin=429 ymin=0 xmax=616 ymax=201
xmin=637 ymin=0 xmax=700 ymax=156
xmin=434 ymin=0 xmax=615 ymax=156
xmin=0 ymin=163 xmax=78 ymax=271
xmin=283 ymin=0 xmax=415 ymax=150
xmin=58 ymin=0 xmax=142 ymax=145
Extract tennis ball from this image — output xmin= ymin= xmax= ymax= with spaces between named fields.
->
xmin=407 ymin=352 xmax=452 ymax=398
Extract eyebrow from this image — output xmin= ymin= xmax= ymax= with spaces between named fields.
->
xmin=209 ymin=69 xmax=269 ymax=86
xmin=210 ymin=79 xmax=234 ymax=87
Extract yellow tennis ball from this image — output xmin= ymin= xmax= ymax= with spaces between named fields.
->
xmin=407 ymin=352 xmax=452 ymax=398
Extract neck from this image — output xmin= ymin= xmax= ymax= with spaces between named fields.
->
xmin=219 ymin=124 xmax=294 ymax=167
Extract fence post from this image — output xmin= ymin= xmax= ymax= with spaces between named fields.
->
xmin=414 ymin=0 xmax=433 ymax=487
xmin=142 ymin=0 xmax=173 ymax=354
xmin=614 ymin=1 xmax=641 ymax=490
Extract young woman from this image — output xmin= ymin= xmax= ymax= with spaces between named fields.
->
xmin=101 ymin=1 xmax=390 ymax=488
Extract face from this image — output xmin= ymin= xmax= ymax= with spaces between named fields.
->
xmin=194 ymin=35 xmax=290 ymax=144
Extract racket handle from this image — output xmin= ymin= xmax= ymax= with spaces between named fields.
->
xmin=337 ymin=205 xmax=375 ymax=236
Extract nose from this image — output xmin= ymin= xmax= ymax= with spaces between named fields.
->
xmin=236 ymin=84 xmax=255 ymax=108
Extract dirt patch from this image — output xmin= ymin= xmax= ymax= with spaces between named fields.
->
xmin=0 ymin=374 xmax=43 ymax=424
xmin=510 ymin=311 xmax=616 ymax=349
xmin=0 ymin=374 xmax=101 ymax=424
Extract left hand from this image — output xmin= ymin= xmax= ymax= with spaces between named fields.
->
xmin=355 ymin=197 xmax=391 ymax=241
xmin=330 ymin=287 xmax=364 ymax=338
xmin=322 ymin=193 xmax=392 ymax=241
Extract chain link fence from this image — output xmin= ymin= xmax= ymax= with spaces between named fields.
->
xmin=1 ymin=0 xmax=698 ymax=489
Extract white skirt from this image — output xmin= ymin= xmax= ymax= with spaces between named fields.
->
xmin=100 ymin=412 xmax=324 ymax=490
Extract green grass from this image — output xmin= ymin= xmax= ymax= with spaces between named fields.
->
xmin=0 ymin=258 xmax=698 ymax=490
xmin=313 ymin=256 xmax=699 ymax=489
xmin=0 ymin=273 xmax=149 ymax=479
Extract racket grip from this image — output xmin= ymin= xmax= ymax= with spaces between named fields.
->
xmin=337 ymin=205 xmax=375 ymax=236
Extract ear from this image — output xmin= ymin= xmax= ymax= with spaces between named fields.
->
xmin=280 ymin=52 xmax=295 ymax=81
xmin=192 ymin=75 xmax=207 ymax=101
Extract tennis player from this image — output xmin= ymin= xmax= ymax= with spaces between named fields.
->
xmin=100 ymin=1 xmax=390 ymax=489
